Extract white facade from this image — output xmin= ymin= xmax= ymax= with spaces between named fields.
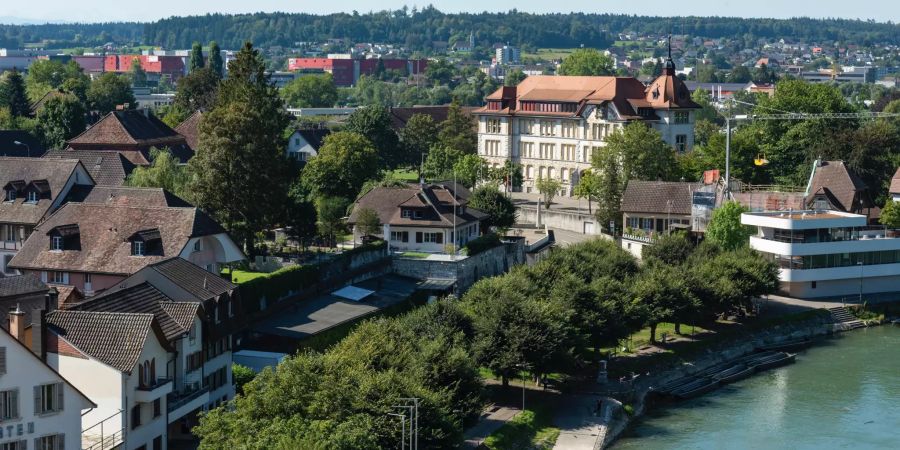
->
xmin=285 ymin=130 xmax=319 ymax=162
xmin=742 ymin=210 xmax=900 ymax=299
xmin=356 ymin=223 xmax=481 ymax=254
xmin=0 ymin=328 xmax=94 ymax=450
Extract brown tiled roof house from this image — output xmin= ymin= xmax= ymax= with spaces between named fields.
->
xmin=66 ymin=109 xmax=194 ymax=164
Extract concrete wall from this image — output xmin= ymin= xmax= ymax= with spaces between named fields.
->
xmin=517 ymin=205 xmax=603 ymax=235
xmin=392 ymin=240 xmax=525 ymax=293
xmin=782 ymin=274 xmax=900 ymax=299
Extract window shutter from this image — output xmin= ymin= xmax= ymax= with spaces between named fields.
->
xmin=0 ymin=346 xmax=6 ymax=374
xmin=56 ymin=383 xmax=64 ymax=411
xmin=33 ymin=386 xmax=41 ymax=414
xmin=11 ymin=389 xmax=19 ymax=419
xmin=0 ymin=392 xmax=5 ymax=421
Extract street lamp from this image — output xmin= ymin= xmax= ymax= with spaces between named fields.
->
xmin=13 ymin=140 xmax=30 ymax=157
xmin=387 ymin=413 xmax=406 ymax=450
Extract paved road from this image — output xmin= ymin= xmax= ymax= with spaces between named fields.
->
xmin=553 ymin=394 xmax=604 ymax=450
xmin=462 ymin=406 xmax=521 ymax=448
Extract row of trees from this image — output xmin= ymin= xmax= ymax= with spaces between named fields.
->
xmin=194 ymin=234 xmax=777 ymax=448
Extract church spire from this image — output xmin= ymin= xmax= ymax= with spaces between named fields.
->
xmin=663 ymin=34 xmax=676 ymax=75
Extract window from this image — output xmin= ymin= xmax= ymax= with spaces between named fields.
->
xmin=483 ymin=140 xmax=501 ymax=157
xmin=131 ymin=404 xmax=141 ymax=429
xmin=49 ymin=271 xmax=68 ymax=285
xmin=413 ymin=210 xmax=423 ymax=219
xmin=34 ymin=435 xmax=63 ymax=450
xmin=228 ymin=299 xmax=234 ymax=317
xmin=132 ymin=241 xmax=145 ymax=256
xmin=50 ymin=236 xmax=63 ymax=251
xmin=0 ymin=441 xmax=27 ymax=450
xmin=4 ymin=190 xmax=14 ymax=202
xmin=188 ymin=323 xmax=197 ymax=344
xmin=422 ymin=232 xmax=443 ymax=244
xmin=401 ymin=209 xmax=411 ymax=218
xmin=675 ymin=134 xmax=687 ymax=153
xmin=561 ymin=144 xmax=576 ymax=161
xmin=811 ymin=281 xmax=817 ymax=289
xmin=84 ymin=273 xmax=92 ymax=285
xmin=674 ymin=111 xmax=690 ymax=124
xmin=153 ymin=436 xmax=163 ymax=450
xmin=539 ymin=120 xmax=555 ymax=136
xmin=194 ymin=240 xmax=202 ymax=252
xmin=26 ymin=191 xmax=38 ymax=203
xmin=486 ymin=118 xmax=501 ymax=134
xmin=561 ymin=121 xmax=577 ymax=138
xmin=153 ymin=398 xmax=161 ymax=418
xmin=390 ymin=231 xmax=409 ymax=242
xmin=34 ymin=383 xmax=63 ymax=414
xmin=538 ymin=143 xmax=555 ymax=160
xmin=1 ymin=389 xmax=19 ymax=420
xmin=519 ymin=141 xmax=534 ymax=158
xmin=519 ymin=119 xmax=534 ymax=135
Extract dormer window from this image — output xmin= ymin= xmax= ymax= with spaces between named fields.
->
xmin=26 ymin=191 xmax=38 ymax=203
xmin=3 ymin=180 xmax=24 ymax=202
xmin=4 ymin=189 xmax=14 ymax=202
xmin=128 ymin=228 xmax=162 ymax=256
xmin=25 ymin=179 xmax=50 ymax=203
xmin=46 ymin=224 xmax=80 ymax=251
xmin=413 ymin=210 xmax=423 ymax=219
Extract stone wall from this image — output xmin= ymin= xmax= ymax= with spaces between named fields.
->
xmin=517 ymin=204 xmax=603 ymax=235
xmin=392 ymin=239 xmax=526 ymax=293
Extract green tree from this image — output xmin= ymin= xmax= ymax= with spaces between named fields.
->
xmin=208 ymin=41 xmax=224 ymax=77
xmin=345 ymin=106 xmax=402 ymax=169
xmin=284 ymin=180 xmax=318 ymax=249
xmin=468 ymin=185 xmax=516 ymax=231
xmin=594 ymin=146 xmax=624 ymax=234
xmin=281 ymin=74 xmax=337 ymax=108
xmin=35 ymin=94 xmax=86 ymax=149
xmin=24 ymin=59 xmax=89 ymax=102
xmin=535 ymin=177 xmax=562 ymax=209
xmin=729 ymin=65 xmax=752 ymax=83
xmin=87 ymin=73 xmax=136 ymax=114
xmin=399 ymin=113 xmax=438 ymax=172
xmin=0 ymin=68 xmax=30 ymax=117
xmin=316 ymin=196 xmax=349 ymax=247
xmin=573 ymin=169 xmax=601 ymax=213
xmin=190 ymin=42 xmax=205 ymax=72
xmin=706 ymin=201 xmax=753 ymax=251
xmin=558 ymin=48 xmax=614 ymax=76
xmin=354 ymin=207 xmax=382 ymax=236
xmin=422 ymin=145 xmax=464 ymax=181
xmin=126 ymin=148 xmax=191 ymax=200
xmin=452 ymin=154 xmax=489 ymax=188
xmin=642 ymin=232 xmax=694 ymax=266
xmin=437 ymin=101 xmax=477 ymax=154
xmin=880 ymin=200 xmax=900 ymax=229
xmin=631 ymin=264 xmax=698 ymax=341
xmin=129 ymin=58 xmax=148 ymax=87
xmin=188 ymin=42 xmax=291 ymax=254
xmin=603 ymin=122 xmax=679 ymax=182
xmin=174 ymin=67 xmax=220 ymax=112
xmin=504 ymin=69 xmax=527 ymax=86
xmin=231 ymin=363 xmax=255 ymax=395
xmin=425 ymin=58 xmax=454 ymax=86
xmin=301 ymin=131 xmax=380 ymax=199
xmin=691 ymin=88 xmax=719 ymax=123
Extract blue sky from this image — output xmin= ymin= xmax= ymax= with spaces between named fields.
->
xmin=3 ymin=0 xmax=899 ymax=24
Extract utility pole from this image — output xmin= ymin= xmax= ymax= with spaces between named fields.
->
xmin=400 ymin=398 xmax=420 ymax=450
xmin=388 ymin=413 xmax=406 ymax=450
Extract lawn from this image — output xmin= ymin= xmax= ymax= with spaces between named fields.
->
xmin=221 ymin=268 xmax=268 ymax=284
xmin=397 ymin=251 xmax=430 ymax=259
xmin=522 ymin=48 xmax=577 ymax=61
xmin=483 ymin=405 xmax=560 ymax=450
xmin=387 ymin=168 xmax=419 ymax=182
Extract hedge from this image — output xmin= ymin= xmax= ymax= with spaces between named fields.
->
xmin=463 ymin=233 xmax=502 ymax=257
xmin=240 ymin=240 xmax=387 ymax=313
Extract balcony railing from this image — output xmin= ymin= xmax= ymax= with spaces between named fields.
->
xmin=135 ymin=377 xmax=173 ymax=403
xmin=82 ymin=410 xmax=124 ymax=450
xmin=168 ymin=387 xmax=210 ymax=412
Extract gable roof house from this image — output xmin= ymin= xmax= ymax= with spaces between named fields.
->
xmin=805 ymin=160 xmax=876 ymax=220
xmin=43 ymin=149 xmax=138 ymax=186
xmin=286 ymin=128 xmax=330 ymax=162
xmin=0 ymin=157 xmax=95 ymax=276
xmin=65 ymin=109 xmax=194 ymax=164
xmin=348 ymin=183 xmax=487 ymax=252
xmin=8 ymin=201 xmax=244 ymax=296
xmin=890 ymin=168 xmax=900 ymax=202
xmin=174 ymin=110 xmax=203 ymax=152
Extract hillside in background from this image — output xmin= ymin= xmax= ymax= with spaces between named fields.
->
xmin=0 ymin=8 xmax=898 ymax=51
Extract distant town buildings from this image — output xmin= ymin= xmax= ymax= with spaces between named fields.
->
xmin=495 ymin=45 xmax=521 ymax=65
xmin=286 ymin=57 xmax=428 ymax=86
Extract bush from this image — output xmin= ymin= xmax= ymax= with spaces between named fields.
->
xmin=464 ymin=233 xmax=502 ymax=256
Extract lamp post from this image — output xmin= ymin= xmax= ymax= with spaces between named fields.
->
xmin=858 ymin=261 xmax=864 ymax=304
xmin=13 ymin=140 xmax=30 ymax=157
xmin=388 ymin=413 xmax=406 ymax=450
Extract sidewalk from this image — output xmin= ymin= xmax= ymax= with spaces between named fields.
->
xmin=552 ymin=394 xmax=604 ymax=450
xmin=462 ymin=406 xmax=521 ymax=448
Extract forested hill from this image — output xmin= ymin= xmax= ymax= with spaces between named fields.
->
xmin=1 ymin=9 xmax=899 ymax=51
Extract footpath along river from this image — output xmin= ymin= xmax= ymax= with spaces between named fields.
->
xmin=613 ymin=325 xmax=900 ymax=450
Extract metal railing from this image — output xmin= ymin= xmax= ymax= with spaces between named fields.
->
xmin=168 ymin=387 xmax=210 ymax=412
xmin=82 ymin=410 xmax=124 ymax=450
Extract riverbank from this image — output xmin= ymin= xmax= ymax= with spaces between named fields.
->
xmin=598 ymin=309 xmax=897 ymax=449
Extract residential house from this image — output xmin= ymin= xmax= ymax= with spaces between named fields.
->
xmin=0 ymin=131 xmax=45 ymax=158
xmin=43 ymin=149 xmax=138 ymax=186
xmin=890 ymin=168 xmax=900 ymax=202
xmin=45 ymin=309 xmax=174 ymax=450
xmin=174 ymin=111 xmax=203 ymax=153
xmin=0 ymin=158 xmax=95 ymax=276
xmin=805 ymin=160 xmax=877 ymax=220
xmin=474 ymin=54 xmax=699 ymax=196
xmin=65 ymin=109 xmax=194 ymax=164
xmin=387 ymin=105 xmax=477 ymax=132
xmin=8 ymin=200 xmax=243 ymax=295
xmin=1 ymin=310 xmax=95 ymax=450
xmin=286 ymin=129 xmax=329 ymax=162
xmin=0 ymin=275 xmax=50 ymax=331
xmin=348 ymin=183 xmax=487 ymax=253
xmin=621 ymin=180 xmax=702 ymax=235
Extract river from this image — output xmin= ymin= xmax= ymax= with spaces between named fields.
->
xmin=613 ymin=326 xmax=900 ymax=450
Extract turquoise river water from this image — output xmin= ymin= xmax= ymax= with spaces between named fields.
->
xmin=614 ymin=326 xmax=900 ymax=450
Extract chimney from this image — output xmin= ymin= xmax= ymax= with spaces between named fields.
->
xmin=31 ymin=307 xmax=47 ymax=361
xmin=8 ymin=305 xmax=26 ymax=344
xmin=46 ymin=287 xmax=59 ymax=313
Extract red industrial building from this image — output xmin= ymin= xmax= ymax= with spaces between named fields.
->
xmin=103 ymin=55 xmax=187 ymax=80
xmin=287 ymin=57 xmax=428 ymax=86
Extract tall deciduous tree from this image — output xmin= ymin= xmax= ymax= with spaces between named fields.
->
xmin=35 ymin=94 xmax=85 ymax=149
xmin=190 ymin=42 xmax=205 ymax=72
xmin=188 ymin=42 xmax=291 ymax=254
xmin=422 ymin=145 xmax=464 ymax=181
xmin=354 ymin=207 xmax=382 ymax=236
xmin=281 ymin=73 xmax=337 ymax=108
xmin=208 ymin=41 xmax=224 ymax=77
xmin=594 ymin=146 xmax=624 ymax=234
xmin=558 ymin=48 xmax=615 ymax=76
xmin=399 ymin=113 xmax=438 ymax=172
xmin=573 ymin=169 xmax=601 ymax=213
xmin=345 ymin=106 xmax=402 ymax=169
xmin=535 ymin=177 xmax=562 ymax=209
xmin=452 ymin=154 xmax=489 ymax=188
xmin=126 ymin=148 xmax=191 ymax=200
xmin=129 ymin=58 xmax=147 ymax=87
xmin=87 ymin=73 xmax=135 ymax=114
xmin=301 ymin=131 xmax=380 ymax=200
xmin=468 ymin=186 xmax=516 ymax=231
xmin=604 ymin=122 xmax=679 ymax=182
xmin=0 ymin=68 xmax=30 ymax=117
xmin=438 ymin=101 xmax=477 ymax=154
xmin=706 ymin=201 xmax=753 ymax=251
xmin=174 ymin=67 xmax=220 ymax=112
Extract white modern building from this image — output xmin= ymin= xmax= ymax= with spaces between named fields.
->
xmin=1 ymin=312 xmax=95 ymax=450
xmin=473 ymin=55 xmax=699 ymax=196
xmin=742 ymin=210 xmax=900 ymax=299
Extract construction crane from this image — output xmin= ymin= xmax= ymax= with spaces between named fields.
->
xmin=722 ymin=107 xmax=900 ymax=196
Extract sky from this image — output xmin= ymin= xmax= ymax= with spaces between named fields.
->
xmin=3 ymin=0 xmax=899 ymax=24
